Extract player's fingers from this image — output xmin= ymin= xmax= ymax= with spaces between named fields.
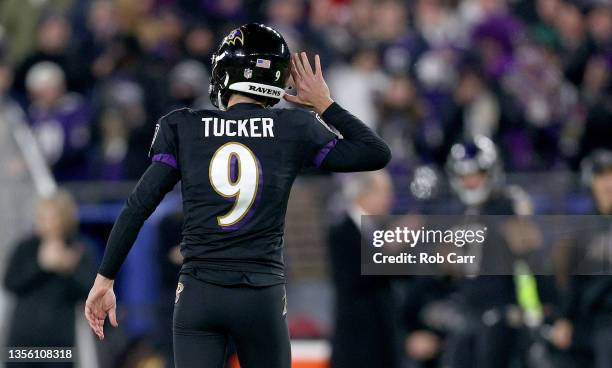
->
xmin=109 ymin=307 xmax=119 ymax=327
xmin=315 ymin=54 xmax=323 ymax=77
xmin=293 ymin=53 xmax=307 ymax=78
xmin=87 ymin=316 xmax=99 ymax=336
xmin=300 ymin=52 xmax=314 ymax=76
xmin=96 ymin=320 xmax=105 ymax=339
xmin=284 ymin=93 xmax=312 ymax=107
xmin=89 ymin=324 xmax=97 ymax=338
xmin=86 ymin=316 xmax=96 ymax=332
xmin=89 ymin=318 xmax=100 ymax=337
xmin=290 ymin=57 xmax=296 ymax=74
xmin=94 ymin=325 xmax=102 ymax=339
xmin=90 ymin=322 xmax=98 ymax=336
xmin=85 ymin=306 xmax=95 ymax=326
xmin=296 ymin=54 xmax=312 ymax=79
xmin=291 ymin=58 xmax=302 ymax=85
xmin=84 ymin=305 xmax=93 ymax=322
xmin=283 ymin=93 xmax=300 ymax=103
xmin=290 ymin=60 xmax=301 ymax=87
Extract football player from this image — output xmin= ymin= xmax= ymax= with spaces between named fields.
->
xmin=443 ymin=136 xmax=537 ymax=368
xmin=84 ymin=23 xmax=390 ymax=368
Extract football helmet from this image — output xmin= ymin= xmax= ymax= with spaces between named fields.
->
xmin=446 ymin=135 xmax=503 ymax=206
xmin=209 ymin=23 xmax=291 ymax=110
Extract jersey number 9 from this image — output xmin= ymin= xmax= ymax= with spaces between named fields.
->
xmin=209 ymin=142 xmax=260 ymax=228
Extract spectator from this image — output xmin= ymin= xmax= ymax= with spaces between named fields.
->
xmin=26 ymin=61 xmax=91 ymax=181
xmin=502 ymin=40 xmax=580 ymax=169
xmin=266 ymin=0 xmax=305 ymax=48
xmin=581 ymin=55 xmax=610 ymax=105
xmin=73 ymin=0 xmax=121 ymax=92
xmin=440 ymin=66 xmax=501 ymax=162
xmin=552 ymin=150 xmax=612 ymax=368
xmin=89 ymin=34 xmax=166 ymax=179
xmin=327 ymin=170 xmax=400 ymax=368
xmin=166 ymin=59 xmax=210 ymax=110
xmin=182 ymin=22 xmax=216 ymax=65
xmin=91 ymin=78 xmax=149 ymax=180
xmin=91 ymin=108 xmax=129 ymax=180
xmin=3 ymin=190 xmax=95 ymax=359
xmin=414 ymin=0 xmax=469 ymax=49
xmin=555 ymin=1 xmax=591 ymax=86
xmin=0 ymin=0 xmax=73 ymax=65
xmin=145 ymin=7 xmax=186 ymax=65
xmin=328 ymin=46 xmax=388 ymax=129
xmin=575 ymin=57 xmax=612 ymax=167
xmin=13 ymin=13 xmax=82 ymax=99
xmin=378 ymin=73 xmax=436 ymax=188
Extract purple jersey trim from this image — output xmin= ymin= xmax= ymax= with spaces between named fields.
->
xmin=152 ymin=153 xmax=179 ymax=169
xmin=314 ymin=138 xmax=338 ymax=168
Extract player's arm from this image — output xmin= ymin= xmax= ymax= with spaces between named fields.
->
xmin=85 ymin=113 xmax=181 ymax=340
xmin=98 ymin=163 xmax=180 ymax=279
xmin=317 ymin=102 xmax=390 ymax=172
xmin=85 ymin=163 xmax=179 ymax=339
xmin=285 ymin=52 xmax=391 ymax=172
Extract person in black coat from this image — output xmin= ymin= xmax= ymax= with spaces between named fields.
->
xmin=551 ymin=150 xmax=612 ymax=368
xmin=4 ymin=190 xmax=95 ymax=367
xmin=327 ymin=170 xmax=400 ymax=368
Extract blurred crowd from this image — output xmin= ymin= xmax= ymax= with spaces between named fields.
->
xmin=2 ymin=1 xmax=612 ymax=368
xmin=0 ymin=0 xmax=611 ymax=183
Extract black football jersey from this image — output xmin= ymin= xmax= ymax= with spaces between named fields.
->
xmin=149 ymin=103 xmax=337 ymax=285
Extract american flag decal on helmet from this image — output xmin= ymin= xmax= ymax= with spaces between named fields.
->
xmin=256 ymin=58 xmax=271 ymax=68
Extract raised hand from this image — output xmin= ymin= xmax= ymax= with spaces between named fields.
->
xmin=284 ymin=52 xmax=334 ymax=114
xmin=84 ymin=274 xmax=119 ymax=340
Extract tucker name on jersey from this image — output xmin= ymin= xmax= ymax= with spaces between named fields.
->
xmin=202 ymin=117 xmax=275 ymax=137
